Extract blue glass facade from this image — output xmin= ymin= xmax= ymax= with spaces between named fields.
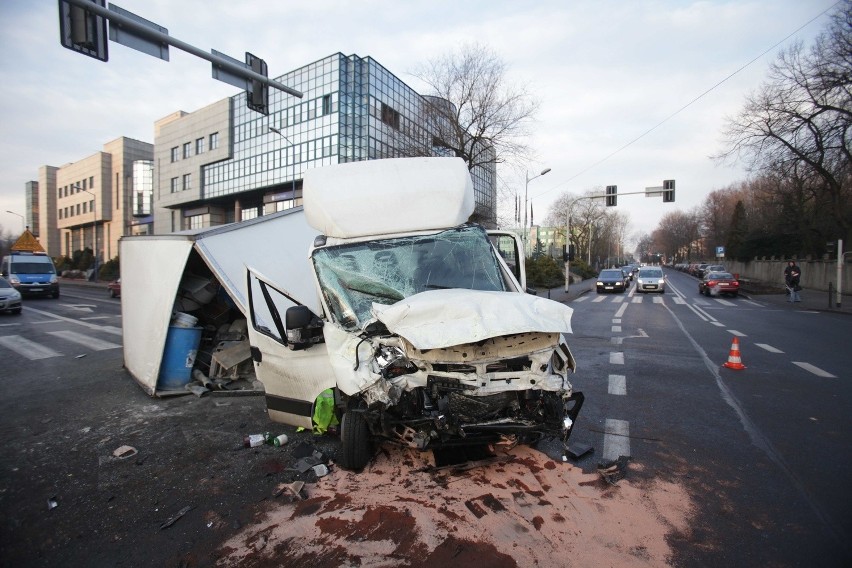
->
xmin=199 ymin=53 xmax=496 ymax=225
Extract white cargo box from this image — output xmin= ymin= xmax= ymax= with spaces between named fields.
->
xmin=304 ymin=157 xmax=474 ymax=238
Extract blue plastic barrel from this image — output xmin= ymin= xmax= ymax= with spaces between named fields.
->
xmin=157 ymin=326 xmax=203 ymax=390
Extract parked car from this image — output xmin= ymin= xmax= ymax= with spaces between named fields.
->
xmin=107 ymin=278 xmax=121 ymax=298
xmin=699 ymin=272 xmax=739 ymax=297
xmin=596 ymin=269 xmax=627 ymax=293
xmin=694 ymin=263 xmax=711 ymax=278
xmin=636 ymin=267 xmax=665 ymax=293
xmin=0 ymin=277 xmax=23 ymax=314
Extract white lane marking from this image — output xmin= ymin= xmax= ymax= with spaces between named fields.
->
xmin=727 ymin=330 xmax=747 ymax=337
xmin=615 ymin=303 xmax=628 ymax=318
xmin=612 ymin=296 xmax=625 ymax=303
xmin=673 ymin=296 xmax=685 ymax=304
xmin=23 ymin=306 xmax=122 ymax=336
xmin=711 ymin=322 xmax=726 ymax=327
xmin=592 ymin=296 xmax=607 ymax=303
xmin=631 ymin=297 xmax=642 ymax=304
xmin=610 ymin=352 xmax=624 ymax=365
xmin=81 ymin=316 xmax=113 ymax=321
xmin=715 ymin=298 xmax=736 ymax=306
xmin=742 ymin=300 xmax=762 ymax=307
xmin=792 ymin=362 xmax=837 ymax=378
xmin=573 ymin=296 xmax=588 ymax=303
xmin=756 ymin=343 xmax=784 ymax=353
xmin=613 ymin=319 xmax=622 ymax=324
xmin=653 ymin=296 xmax=664 ymax=303
xmin=0 ymin=335 xmax=63 ymax=360
xmin=611 ymin=337 xmax=623 ymax=345
xmin=608 ymin=375 xmax=626 ymax=395
xmin=603 ymin=419 xmax=631 ymax=461
xmin=61 ymin=304 xmax=95 ymax=313
xmin=47 ymin=330 xmax=120 ymax=351
xmin=612 ymin=326 xmax=622 ymax=333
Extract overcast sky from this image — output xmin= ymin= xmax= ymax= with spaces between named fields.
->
xmin=0 ymin=0 xmax=839 ymax=249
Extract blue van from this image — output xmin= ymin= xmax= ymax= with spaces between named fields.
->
xmin=0 ymin=252 xmax=60 ymax=298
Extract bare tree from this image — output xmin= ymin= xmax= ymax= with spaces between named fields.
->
xmin=654 ymin=209 xmax=703 ymax=261
xmin=716 ymin=0 xmax=852 ymax=243
xmin=410 ymin=43 xmax=540 ymax=172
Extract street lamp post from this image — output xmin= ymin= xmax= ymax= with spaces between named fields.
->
xmin=268 ymin=126 xmax=297 ymax=206
xmin=523 ymin=168 xmax=551 ymax=255
xmin=5 ymin=210 xmax=24 ymax=233
xmin=75 ymin=184 xmax=98 ymax=281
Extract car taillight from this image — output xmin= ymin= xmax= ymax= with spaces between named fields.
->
xmin=707 ymin=280 xmax=717 ymax=287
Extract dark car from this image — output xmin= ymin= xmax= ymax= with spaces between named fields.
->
xmin=107 ymin=278 xmax=121 ymax=298
xmin=596 ymin=269 xmax=627 ymax=293
xmin=699 ymin=272 xmax=740 ymax=297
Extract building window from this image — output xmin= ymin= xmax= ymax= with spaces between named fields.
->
xmin=82 ymin=178 xmax=87 ymax=190
xmin=196 ymin=137 xmax=205 ymax=154
xmin=170 ymin=177 xmax=179 ymax=193
xmin=89 ymin=176 xmax=94 ymax=187
xmin=76 ymin=204 xmax=80 ymax=215
xmin=209 ymin=132 xmax=219 ymax=150
xmin=186 ymin=215 xmax=204 ymax=230
xmin=183 ymin=142 xmax=191 ymax=159
xmin=183 ymin=173 xmax=192 ymax=191
xmin=381 ymin=103 xmax=400 ymax=130
xmin=322 ymin=94 xmax=332 ymax=115
xmin=83 ymin=202 xmax=87 ymax=214
xmin=171 ymin=147 xmax=179 ymax=162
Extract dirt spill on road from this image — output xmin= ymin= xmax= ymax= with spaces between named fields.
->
xmin=217 ymin=445 xmax=693 ymax=567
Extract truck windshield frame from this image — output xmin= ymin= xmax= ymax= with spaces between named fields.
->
xmin=312 ymin=225 xmax=508 ymax=330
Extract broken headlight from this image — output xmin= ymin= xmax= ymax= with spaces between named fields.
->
xmin=374 ymin=345 xmax=418 ymax=379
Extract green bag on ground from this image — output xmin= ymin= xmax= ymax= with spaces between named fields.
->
xmin=309 ymin=389 xmax=339 ymax=435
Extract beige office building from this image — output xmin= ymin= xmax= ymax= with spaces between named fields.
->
xmin=37 ymin=137 xmax=153 ymax=260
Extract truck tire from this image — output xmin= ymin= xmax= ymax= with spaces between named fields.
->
xmin=339 ymin=411 xmax=371 ymax=471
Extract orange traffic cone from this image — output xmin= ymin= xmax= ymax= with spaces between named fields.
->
xmin=723 ymin=337 xmax=746 ymax=370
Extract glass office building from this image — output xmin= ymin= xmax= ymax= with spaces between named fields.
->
xmin=155 ymin=53 xmax=496 ymax=231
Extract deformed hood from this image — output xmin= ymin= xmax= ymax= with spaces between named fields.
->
xmin=370 ymin=289 xmax=573 ymax=350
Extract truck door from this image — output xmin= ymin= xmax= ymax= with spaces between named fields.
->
xmin=245 ymin=267 xmax=335 ymax=429
xmin=488 ymin=231 xmax=527 ymax=291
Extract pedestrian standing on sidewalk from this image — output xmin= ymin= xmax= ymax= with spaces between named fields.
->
xmin=784 ymin=260 xmax=802 ymax=302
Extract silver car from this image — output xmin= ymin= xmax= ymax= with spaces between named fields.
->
xmin=636 ymin=267 xmax=665 ymax=293
xmin=0 ymin=277 xmax=23 ymax=314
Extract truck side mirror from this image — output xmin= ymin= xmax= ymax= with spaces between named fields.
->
xmin=285 ymin=305 xmax=324 ymax=350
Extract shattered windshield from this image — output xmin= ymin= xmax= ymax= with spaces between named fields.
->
xmin=313 ymin=225 xmax=508 ymax=330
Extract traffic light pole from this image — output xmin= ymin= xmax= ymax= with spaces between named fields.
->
xmin=60 ymin=0 xmax=302 ymax=99
xmin=563 ymin=183 xmax=675 ymax=292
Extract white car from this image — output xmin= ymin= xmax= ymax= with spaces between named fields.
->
xmin=636 ymin=267 xmax=665 ymax=293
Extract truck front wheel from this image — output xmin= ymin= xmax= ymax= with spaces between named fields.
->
xmin=339 ymin=410 xmax=371 ymax=471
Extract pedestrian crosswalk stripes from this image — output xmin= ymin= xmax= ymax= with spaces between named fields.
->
xmin=48 ymin=330 xmax=120 ymax=351
xmin=0 ymin=335 xmax=63 ymax=360
xmin=0 ymin=330 xmax=120 ymax=361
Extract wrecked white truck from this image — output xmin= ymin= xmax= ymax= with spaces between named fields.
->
xmin=244 ymin=157 xmax=583 ymax=470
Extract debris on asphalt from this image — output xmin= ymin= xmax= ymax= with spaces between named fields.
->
xmin=159 ymin=505 xmax=194 ymax=530
xmin=311 ymin=463 xmax=329 ymax=477
xmin=74 ymin=354 xmax=87 ymax=359
xmin=47 ymin=497 xmax=58 ymax=510
xmin=597 ymin=455 xmax=630 ymax=485
xmin=565 ymin=442 xmax=594 ymax=460
xmin=184 ymin=384 xmax=208 ymax=397
xmin=273 ymin=481 xmax=306 ymax=501
xmin=112 ymin=445 xmax=138 ymax=459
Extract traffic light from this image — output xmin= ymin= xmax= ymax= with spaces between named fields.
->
xmin=605 ymin=185 xmax=617 ymax=207
xmin=59 ymin=0 xmax=109 ymax=61
xmin=246 ymin=52 xmax=269 ymax=115
xmin=563 ymin=244 xmax=575 ymax=262
xmin=663 ymin=179 xmax=675 ymax=202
